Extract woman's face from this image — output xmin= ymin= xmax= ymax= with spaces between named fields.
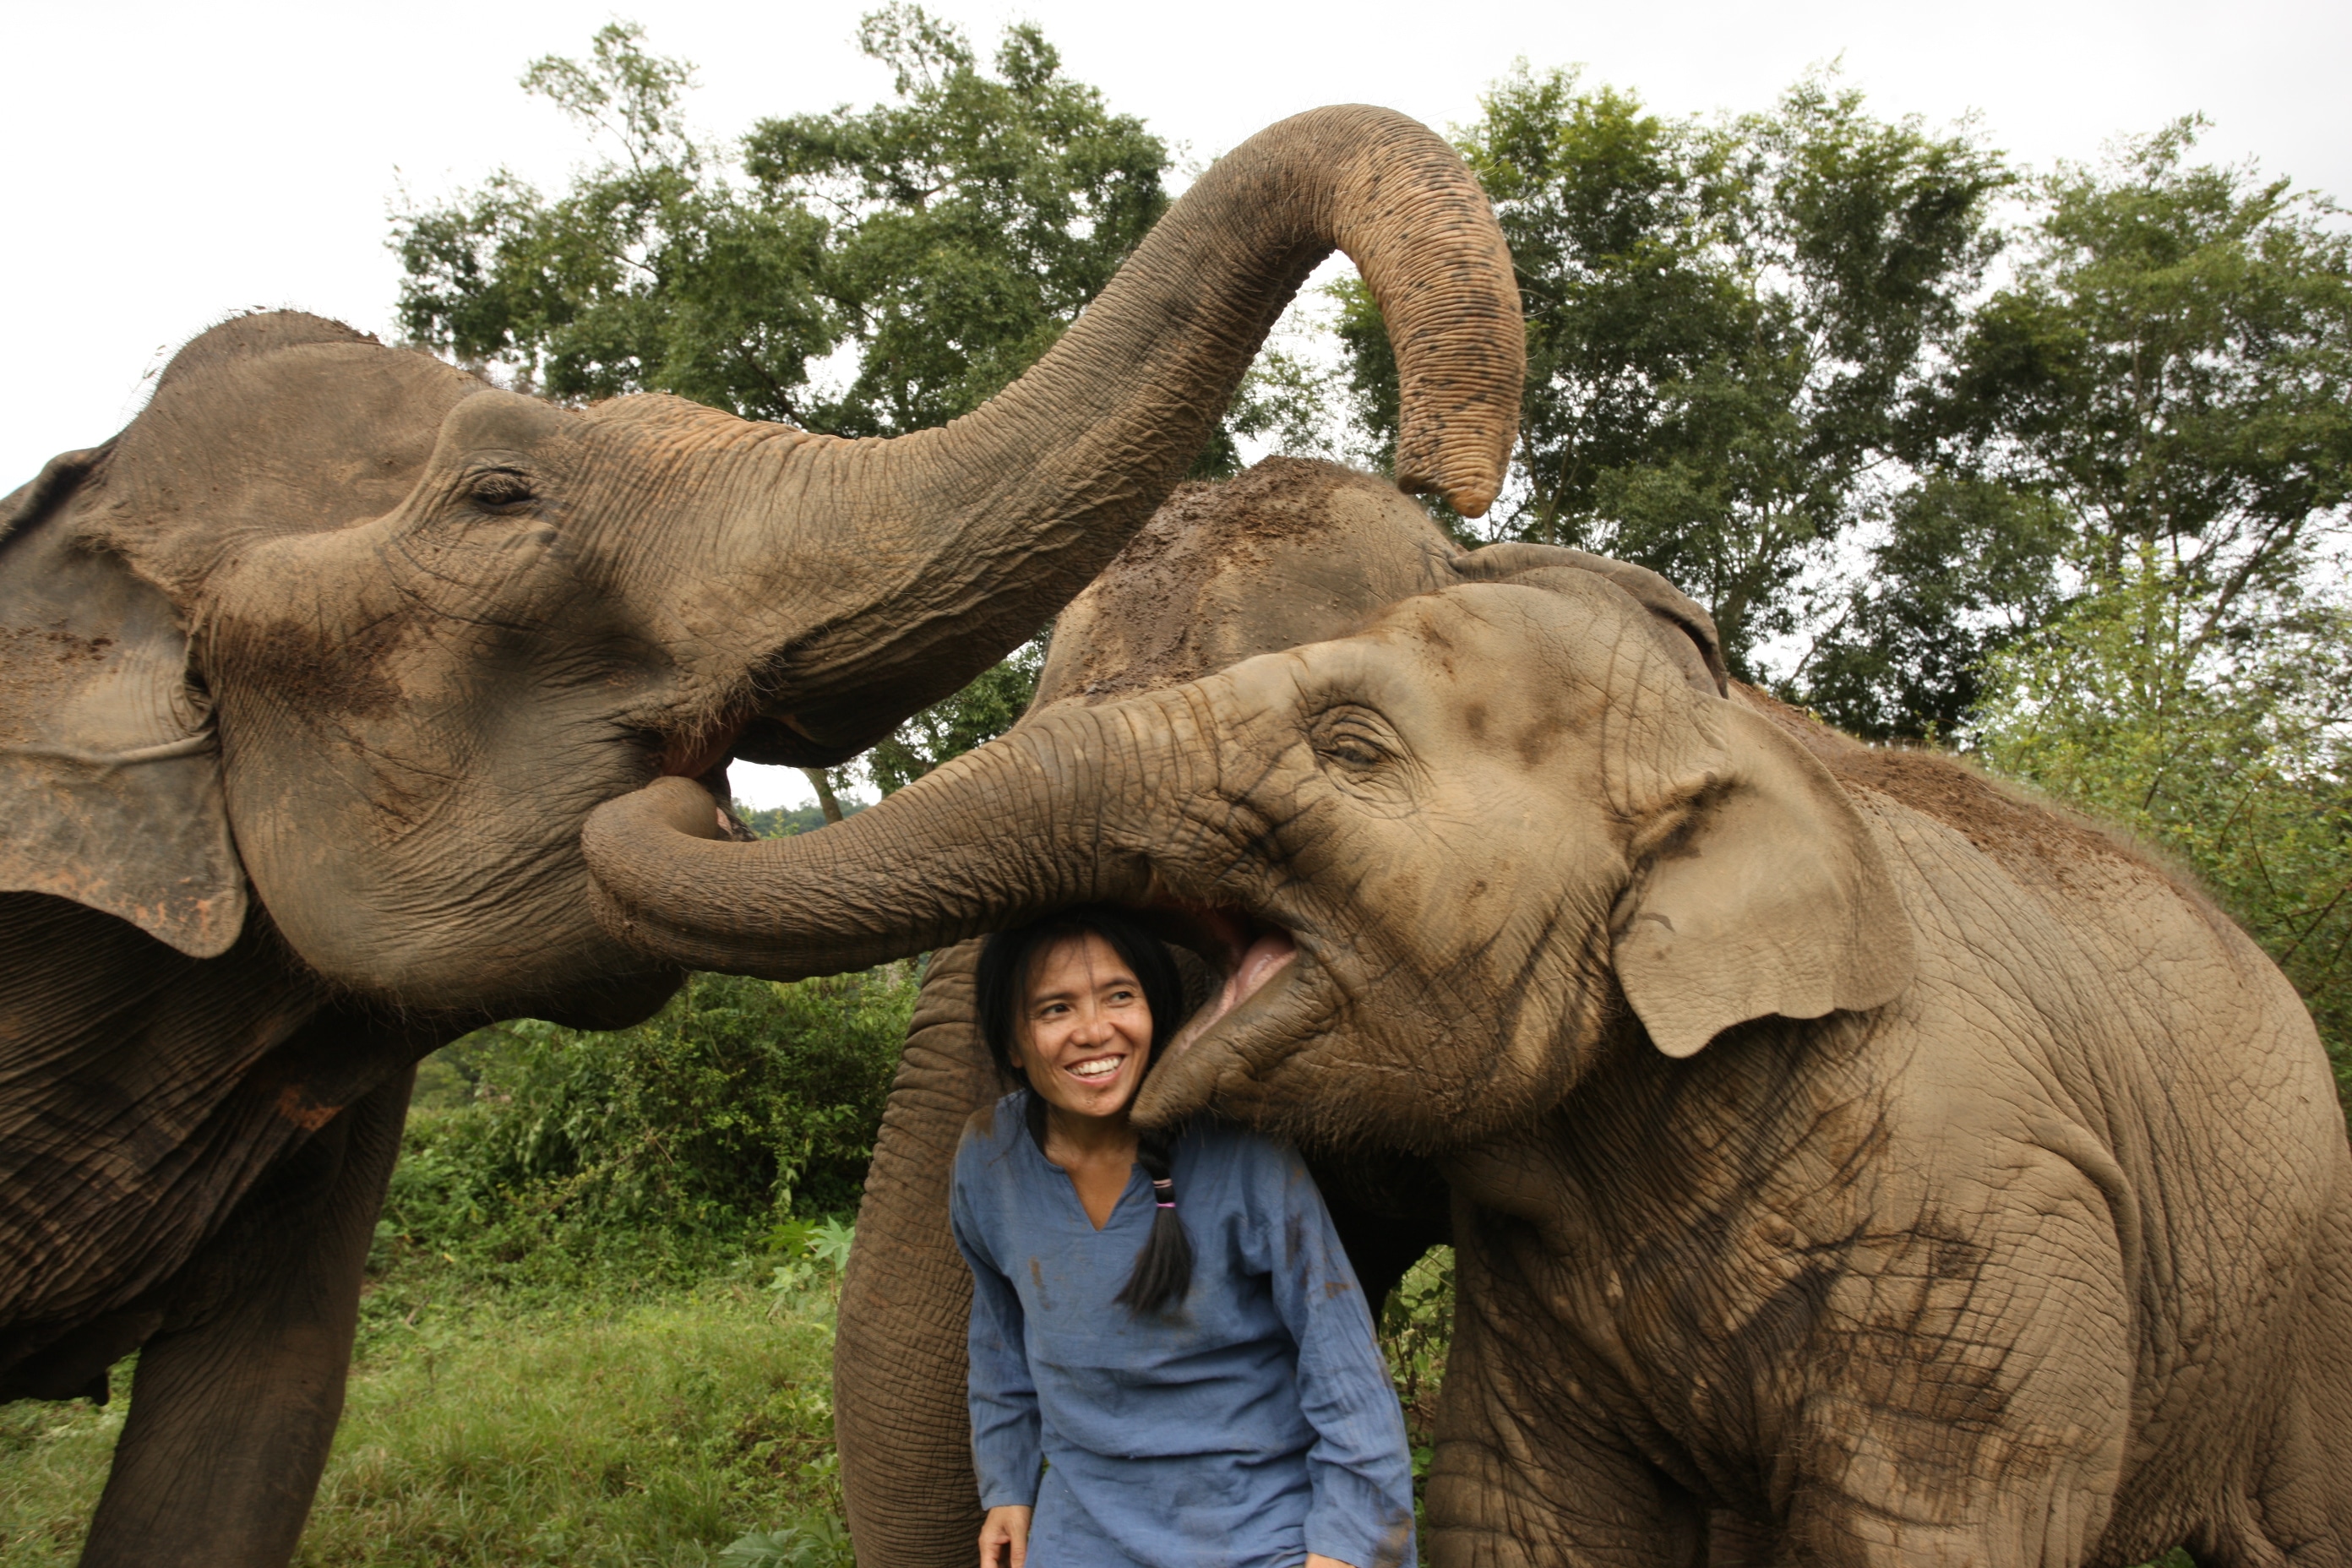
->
xmin=1012 ymin=932 xmax=1154 ymax=1122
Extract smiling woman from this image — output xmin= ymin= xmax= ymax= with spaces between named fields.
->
xmin=951 ymin=905 xmax=1414 ymax=1568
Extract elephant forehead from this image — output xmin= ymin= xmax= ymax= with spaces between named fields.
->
xmin=1034 ymin=459 xmax=1455 ymax=705
xmin=430 ymin=385 xmax=577 ymax=454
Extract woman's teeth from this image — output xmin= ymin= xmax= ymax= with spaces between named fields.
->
xmin=1067 ymin=1056 xmax=1123 ymax=1081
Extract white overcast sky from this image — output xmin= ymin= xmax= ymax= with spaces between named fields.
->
xmin=5 ymin=0 xmax=2345 ymax=808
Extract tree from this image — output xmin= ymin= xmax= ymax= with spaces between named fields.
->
xmin=1954 ymin=125 xmax=2352 ymax=1087
xmin=1944 ymin=118 xmax=2352 ymax=660
xmin=394 ymin=12 xmax=1173 ymax=792
xmin=863 ymin=635 xmax=1045 ymax=795
xmin=1793 ymin=477 xmax=2069 ymax=739
xmin=394 ymin=10 xmax=1168 ymax=437
xmin=1336 ymin=68 xmax=2011 ymax=673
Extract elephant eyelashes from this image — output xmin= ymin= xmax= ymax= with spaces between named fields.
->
xmin=466 ymin=470 xmax=535 ymax=508
xmin=1317 ymin=710 xmax=1382 ymax=766
xmin=1310 ymin=709 xmax=1397 ymax=771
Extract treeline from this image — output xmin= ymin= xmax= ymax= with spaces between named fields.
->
xmin=394 ymin=8 xmax=2349 ymax=1083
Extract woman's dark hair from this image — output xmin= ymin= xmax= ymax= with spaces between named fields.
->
xmin=976 ymin=906 xmax=1195 ymax=1316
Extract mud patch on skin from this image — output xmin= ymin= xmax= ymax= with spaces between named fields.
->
xmin=2 ymin=625 xmax=116 ymax=662
xmin=1040 ymin=459 xmax=1456 ymax=705
xmin=224 ymin=610 xmax=413 ymax=722
xmin=0 ymin=625 xmax=122 ymax=744
xmin=272 ymin=1082 xmax=341 ymax=1132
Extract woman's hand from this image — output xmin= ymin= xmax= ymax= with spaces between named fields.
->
xmin=979 ymin=1504 xmax=1032 ymax=1568
xmin=1303 ymin=1556 xmax=1358 ymax=1568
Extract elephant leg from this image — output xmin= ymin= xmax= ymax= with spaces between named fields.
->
xmin=1768 ymin=1190 xmax=2134 ymax=1568
xmin=1426 ymin=1212 xmax=1708 ymax=1568
xmin=78 ymin=1064 xmax=413 ymax=1568
xmin=2203 ymin=1182 xmax=2352 ymax=1568
xmin=836 ymin=941 xmax=1002 ymax=1568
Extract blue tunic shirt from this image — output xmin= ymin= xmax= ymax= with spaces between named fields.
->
xmin=951 ymin=1095 xmax=1415 ymax=1568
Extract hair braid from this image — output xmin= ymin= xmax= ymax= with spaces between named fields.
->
xmin=1114 ymin=1123 xmax=1194 ymax=1315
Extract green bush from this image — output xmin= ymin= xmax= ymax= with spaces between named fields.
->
xmin=382 ymin=967 xmax=917 ymax=1294
xmin=1378 ymin=1246 xmax=1455 ymax=1530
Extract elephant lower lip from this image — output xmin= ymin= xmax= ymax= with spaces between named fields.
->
xmin=1165 ymin=926 xmax=1297 ymax=1060
xmin=658 ymin=716 xmax=749 ymax=780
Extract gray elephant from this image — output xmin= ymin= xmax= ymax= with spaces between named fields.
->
xmin=0 ymin=106 xmax=1522 ymax=1568
xmin=588 ymin=460 xmax=2352 ymax=1567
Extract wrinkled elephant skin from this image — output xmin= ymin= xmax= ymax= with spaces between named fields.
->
xmin=0 ymin=106 xmax=1523 ymax=1568
xmin=589 ymin=466 xmax=2352 ymax=1567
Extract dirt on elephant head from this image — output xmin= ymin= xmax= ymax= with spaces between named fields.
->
xmin=1038 ymin=458 xmax=1457 ymax=706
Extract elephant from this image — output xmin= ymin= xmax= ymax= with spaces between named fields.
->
xmin=0 ymin=106 xmax=1523 ymax=1568
xmin=585 ymin=458 xmax=2352 ymax=1568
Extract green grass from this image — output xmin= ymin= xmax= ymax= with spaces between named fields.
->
xmin=0 ymin=1239 xmax=2210 ymax=1568
xmin=0 ymin=1271 xmax=847 ymax=1566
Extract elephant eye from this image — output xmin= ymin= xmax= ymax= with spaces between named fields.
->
xmin=467 ymin=470 xmax=535 ymax=508
xmin=1311 ymin=709 xmax=1394 ymax=770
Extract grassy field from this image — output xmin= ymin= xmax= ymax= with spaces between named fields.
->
xmin=0 ymin=1243 xmax=2204 ymax=1568
xmin=0 ymin=1266 xmax=850 ymax=1567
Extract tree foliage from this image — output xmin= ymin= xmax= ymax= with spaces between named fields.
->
xmin=1953 ymin=126 xmax=2352 ymax=1084
xmin=862 ymin=635 xmax=1045 ymax=794
xmin=1805 ymin=122 xmax=2352 ymax=738
xmin=393 ymin=10 xmax=1168 ymax=436
xmin=737 ymin=11 xmax=1168 ymax=438
xmin=1949 ymin=120 xmax=2352 ymax=640
xmin=396 ymin=969 xmax=916 ymax=1283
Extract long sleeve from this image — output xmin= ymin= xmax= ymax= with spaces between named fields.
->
xmin=951 ymin=1152 xmax=1043 ymax=1511
xmin=1260 ymin=1152 xmax=1418 ymax=1568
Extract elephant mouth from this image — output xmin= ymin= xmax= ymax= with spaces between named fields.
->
xmin=651 ymin=704 xmax=859 ymax=790
xmin=651 ymin=720 xmax=760 ymax=841
xmin=1131 ymin=895 xmax=1326 ymax=1123
xmin=1163 ymin=905 xmax=1299 ymax=1063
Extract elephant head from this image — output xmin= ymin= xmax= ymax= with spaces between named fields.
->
xmin=0 ymin=106 xmax=1520 ymax=1024
xmin=582 ymin=530 xmax=1908 ymax=1150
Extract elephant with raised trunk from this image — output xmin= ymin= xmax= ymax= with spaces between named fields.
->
xmin=590 ymin=461 xmax=2352 ymax=1567
xmin=0 ymin=106 xmax=1522 ymax=1568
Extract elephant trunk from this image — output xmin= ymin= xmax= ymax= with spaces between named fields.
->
xmin=710 ymin=105 xmax=1521 ymax=757
xmin=582 ymin=697 xmax=1191 ymax=977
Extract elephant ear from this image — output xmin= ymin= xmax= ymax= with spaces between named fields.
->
xmin=0 ymin=445 xmax=245 ymax=957
xmin=1613 ymin=702 xmax=1912 ymax=1058
xmin=1452 ymin=542 xmax=1729 ymax=694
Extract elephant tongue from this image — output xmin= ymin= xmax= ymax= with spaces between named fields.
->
xmin=1166 ymin=927 xmax=1296 ymax=1060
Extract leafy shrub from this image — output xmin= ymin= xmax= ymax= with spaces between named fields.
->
xmin=718 ymin=1515 xmax=857 ymax=1568
xmin=381 ymin=967 xmax=916 ymax=1290
xmin=1378 ymin=1246 xmax=1455 ymax=1522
